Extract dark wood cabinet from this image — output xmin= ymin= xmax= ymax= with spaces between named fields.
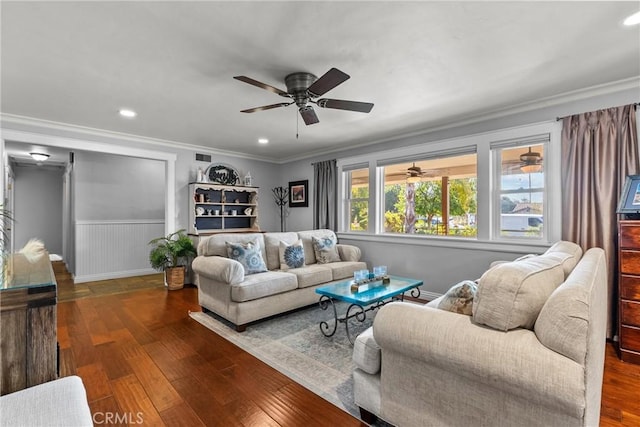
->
xmin=0 ymin=254 xmax=58 ymax=395
xmin=619 ymin=220 xmax=640 ymax=364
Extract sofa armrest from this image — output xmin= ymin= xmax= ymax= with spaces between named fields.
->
xmin=192 ymin=255 xmax=244 ymax=285
xmin=337 ymin=244 xmax=361 ymax=262
xmin=373 ymin=302 xmax=585 ymax=416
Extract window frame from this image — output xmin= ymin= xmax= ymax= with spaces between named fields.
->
xmin=336 ymin=121 xmax=562 ymax=252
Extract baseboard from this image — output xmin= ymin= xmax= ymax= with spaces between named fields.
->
xmin=420 ymin=290 xmax=443 ymax=302
xmin=73 ymin=268 xmax=158 ymax=284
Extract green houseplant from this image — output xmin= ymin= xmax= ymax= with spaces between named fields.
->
xmin=148 ymin=229 xmax=196 ymax=290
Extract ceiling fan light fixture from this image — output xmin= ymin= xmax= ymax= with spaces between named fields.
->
xmin=29 ymin=152 xmax=50 ymax=162
xmin=520 ymin=163 xmax=542 ymax=174
xmin=258 ymin=138 xmax=269 ymax=144
xmin=406 ymin=175 xmax=422 ymax=184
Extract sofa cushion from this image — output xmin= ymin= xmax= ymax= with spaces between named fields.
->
xmin=544 ymin=241 xmax=583 ymax=277
xmin=287 ymin=265 xmax=333 ymax=288
xmin=230 ymin=271 xmax=298 ymax=302
xmin=323 ymin=261 xmax=367 ymax=281
xmin=534 ymin=281 xmax=590 ymax=364
xmin=199 ymin=233 xmax=266 ymax=260
xmin=353 ymin=326 xmax=381 ymax=375
xmin=312 ymin=235 xmax=341 ymax=264
xmin=437 ymin=280 xmax=477 ymax=316
xmin=297 ymin=229 xmax=338 ymax=264
xmin=473 ymin=256 xmax=564 ymax=331
xmin=264 ymin=232 xmax=299 ymax=270
xmin=226 ymin=238 xmax=268 ymax=275
xmin=279 ymin=240 xmax=306 ymax=270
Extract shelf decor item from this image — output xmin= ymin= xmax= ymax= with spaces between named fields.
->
xmin=205 ymin=164 xmax=240 ymax=185
xmin=272 ymin=186 xmax=289 ymax=232
xmin=148 ymin=229 xmax=196 ymax=290
xmin=288 ymin=180 xmax=309 ymax=208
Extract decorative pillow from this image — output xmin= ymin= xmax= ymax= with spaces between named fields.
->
xmin=225 ymin=238 xmax=268 ymax=275
xmin=437 ymin=280 xmax=477 ymax=316
xmin=279 ymin=240 xmax=305 ymax=270
xmin=311 ymin=236 xmax=341 ymax=264
xmin=472 ymin=256 xmax=564 ymax=331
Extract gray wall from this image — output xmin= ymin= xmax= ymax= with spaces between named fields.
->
xmin=13 ymin=164 xmax=64 ymax=254
xmin=74 ymin=151 xmax=165 ymax=221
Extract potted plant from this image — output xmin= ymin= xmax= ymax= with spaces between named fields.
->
xmin=148 ymin=229 xmax=196 ymax=290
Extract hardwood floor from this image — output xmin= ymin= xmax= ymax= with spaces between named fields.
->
xmin=56 ymin=271 xmax=640 ymax=426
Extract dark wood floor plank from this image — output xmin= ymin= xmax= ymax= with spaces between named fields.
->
xmin=88 ymin=396 xmax=126 ymax=427
xmin=125 ymin=352 xmax=183 ymax=412
xmin=76 ymin=362 xmax=112 ymax=403
xmin=159 ymin=401 xmax=207 ymax=427
xmin=110 ymin=374 xmax=166 ymax=426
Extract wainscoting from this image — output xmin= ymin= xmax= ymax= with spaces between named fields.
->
xmin=74 ymin=220 xmax=164 ymax=283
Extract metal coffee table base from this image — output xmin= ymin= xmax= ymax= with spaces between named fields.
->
xmin=318 ymin=288 xmax=420 ymax=344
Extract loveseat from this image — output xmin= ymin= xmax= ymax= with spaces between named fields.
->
xmin=352 ymin=241 xmax=607 ymax=427
xmin=192 ymin=229 xmax=366 ymax=331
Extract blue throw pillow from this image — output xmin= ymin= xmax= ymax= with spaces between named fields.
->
xmin=225 ymin=238 xmax=268 ymax=275
xmin=279 ymin=240 xmax=305 ymax=270
xmin=312 ymin=235 xmax=341 ymax=264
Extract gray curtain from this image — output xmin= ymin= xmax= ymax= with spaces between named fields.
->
xmin=313 ymin=160 xmax=337 ymax=230
xmin=561 ymin=104 xmax=639 ymax=338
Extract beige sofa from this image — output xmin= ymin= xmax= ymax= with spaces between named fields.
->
xmin=192 ymin=229 xmax=366 ymax=331
xmin=352 ymin=241 xmax=607 ymax=427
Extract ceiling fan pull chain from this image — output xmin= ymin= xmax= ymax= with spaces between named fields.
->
xmin=296 ymin=110 xmax=299 ymax=139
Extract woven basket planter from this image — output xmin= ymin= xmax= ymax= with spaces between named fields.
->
xmin=164 ymin=266 xmax=185 ymax=290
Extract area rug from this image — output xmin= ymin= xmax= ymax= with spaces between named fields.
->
xmin=189 ymin=302 xmax=375 ymax=418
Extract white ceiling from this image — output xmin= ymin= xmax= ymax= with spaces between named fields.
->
xmin=1 ymin=1 xmax=639 ymax=163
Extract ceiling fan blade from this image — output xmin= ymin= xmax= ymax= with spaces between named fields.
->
xmin=316 ymin=98 xmax=374 ymax=113
xmin=240 ymin=102 xmax=292 ymax=113
xmin=299 ymin=106 xmax=319 ymax=125
xmin=307 ymin=68 xmax=350 ymax=97
xmin=233 ymin=76 xmax=290 ymax=97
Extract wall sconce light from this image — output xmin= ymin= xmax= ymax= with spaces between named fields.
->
xmin=29 ymin=152 xmax=50 ymax=162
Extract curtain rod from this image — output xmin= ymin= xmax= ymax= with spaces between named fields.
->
xmin=556 ymin=102 xmax=639 ymax=121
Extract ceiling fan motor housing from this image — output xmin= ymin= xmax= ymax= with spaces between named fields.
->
xmin=285 ymin=72 xmax=317 ymax=107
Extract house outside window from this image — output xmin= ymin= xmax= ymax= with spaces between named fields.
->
xmin=381 ymin=153 xmax=477 ymax=237
xmin=346 ymin=167 xmax=369 ymax=232
xmin=491 ymin=136 xmax=548 ymax=241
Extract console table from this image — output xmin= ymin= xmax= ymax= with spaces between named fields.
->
xmin=0 ymin=253 xmax=58 ymax=395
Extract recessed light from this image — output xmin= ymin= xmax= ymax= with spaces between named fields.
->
xmin=119 ymin=109 xmax=137 ymax=118
xmin=258 ymin=138 xmax=269 ymax=144
xmin=29 ymin=152 xmax=50 ymax=162
xmin=624 ymin=11 xmax=640 ymax=26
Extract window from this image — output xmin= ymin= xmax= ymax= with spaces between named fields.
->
xmin=337 ymin=122 xmax=559 ymax=248
xmin=347 ymin=167 xmax=369 ymax=231
xmin=381 ymin=153 xmax=477 ymax=237
xmin=494 ymin=143 xmax=545 ymax=239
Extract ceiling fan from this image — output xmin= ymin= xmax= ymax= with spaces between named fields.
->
xmin=233 ymin=68 xmax=374 ymax=125
xmin=406 ymin=163 xmax=426 ymax=183
xmin=519 ymin=147 xmax=543 ymax=173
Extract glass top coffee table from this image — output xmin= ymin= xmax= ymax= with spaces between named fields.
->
xmin=315 ymin=275 xmax=422 ymax=344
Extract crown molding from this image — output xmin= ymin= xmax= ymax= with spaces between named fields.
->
xmin=0 ymin=113 xmax=279 ymax=164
